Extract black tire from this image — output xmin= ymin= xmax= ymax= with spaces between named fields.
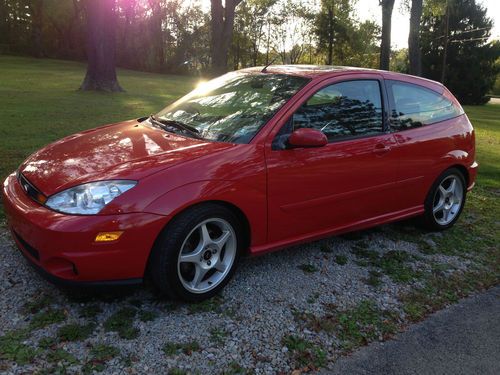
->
xmin=148 ymin=203 xmax=242 ymax=302
xmin=422 ymin=167 xmax=467 ymax=231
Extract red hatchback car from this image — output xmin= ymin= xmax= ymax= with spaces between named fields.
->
xmin=3 ymin=66 xmax=477 ymax=301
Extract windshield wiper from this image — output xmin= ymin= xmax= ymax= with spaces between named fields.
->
xmin=148 ymin=115 xmax=202 ymax=139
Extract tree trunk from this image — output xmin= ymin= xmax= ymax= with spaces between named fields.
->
xmin=149 ymin=0 xmax=165 ymax=72
xmin=210 ymin=0 xmax=243 ymax=76
xmin=30 ymin=0 xmax=44 ymax=58
xmin=379 ymin=0 xmax=395 ymax=71
xmin=80 ymin=0 xmax=123 ymax=92
xmin=327 ymin=5 xmax=334 ymax=65
xmin=440 ymin=1 xmax=450 ymax=84
xmin=408 ymin=0 xmax=423 ymax=76
xmin=0 ymin=1 xmax=6 ymax=43
xmin=265 ymin=17 xmax=271 ymax=65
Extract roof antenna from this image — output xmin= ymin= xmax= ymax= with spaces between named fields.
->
xmin=261 ymin=56 xmax=279 ymax=73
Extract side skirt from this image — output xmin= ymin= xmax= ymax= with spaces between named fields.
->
xmin=249 ymin=205 xmax=424 ymax=256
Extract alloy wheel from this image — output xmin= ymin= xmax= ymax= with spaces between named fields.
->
xmin=432 ymin=174 xmax=464 ymax=226
xmin=177 ymin=218 xmax=237 ymax=294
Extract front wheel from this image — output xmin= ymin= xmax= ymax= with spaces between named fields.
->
xmin=149 ymin=204 xmax=241 ymax=302
xmin=423 ymin=168 xmax=466 ymax=231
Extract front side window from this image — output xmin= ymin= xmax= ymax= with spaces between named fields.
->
xmin=388 ymin=80 xmax=462 ymax=131
xmin=155 ymin=72 xmax=309 ymax=144
xmin=275 ymin=80 xmax=384 ymax=147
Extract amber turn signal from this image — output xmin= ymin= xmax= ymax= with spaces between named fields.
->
xmin=95 ymin=231 xmax=123 ymax=242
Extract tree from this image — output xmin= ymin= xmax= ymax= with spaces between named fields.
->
xmin=148 ymin=0 xmax=166 ymax=72
xmin=421 ymin=0 xmax=499 ymax=104
xmin=28 ymin=0 xmax=44 ymax=57
xmin=211 ymin=0 xmax=244 ymax=75
xmin=232 ymin=0 xmax=276 ymax=68
xmin=315 ymin=0 xmax=355 ymax=65
xmin=80 ymin=0 xmax=123 ymax=92
xmin=270 ymin=0 xmax=313 ymax=64
xmin=379 ymin=0 xmax=395 ymax=70
xmin=408 ymin=0 xmax=423 ymax=75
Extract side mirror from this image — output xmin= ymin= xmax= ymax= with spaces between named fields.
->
xmin=288 ymin=128 xmax=328 ymax=148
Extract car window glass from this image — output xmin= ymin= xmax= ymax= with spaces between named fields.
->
xmin=156 ymin=73 xmax=309 ymax=144
xmin=291 ymin=80 xmax=383 ymax=143
xmin=389 ymin=81 xmax=462 ymax=130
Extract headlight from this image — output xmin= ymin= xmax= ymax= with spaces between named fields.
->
xmin=45 ymin=180 xmax=137 ymax=215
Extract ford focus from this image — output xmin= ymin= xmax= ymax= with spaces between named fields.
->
xmin=2 ymin=65 xmax=477 ymax=301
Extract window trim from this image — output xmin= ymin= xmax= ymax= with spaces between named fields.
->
xmin=271 ymin=77 xmax=390 ymax=149
xmin=385 ymin=79 xmax=463 ymax=132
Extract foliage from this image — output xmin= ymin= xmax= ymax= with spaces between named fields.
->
xmin=314 ymin=0 xmax=380 ymax=67
xmin=420 ymin=0 xmax=499 ymax=104
xmin=103 ymin=307 xmax=139 ymax=339
xmin=163 ymin=341 xmax=201 ymax=356
xmin=57 ymin=323 xmax=95 ymax=341
xmin=30 ymin=308 xmax=67 ymax=330
xmin=0 ymin=329 xmax=38 ymax=365
xmin=282 ymin=335 xmax=326 ymax=369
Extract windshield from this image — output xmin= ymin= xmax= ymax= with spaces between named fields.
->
xmin=155 ymin=72 xmax=310 ymax=144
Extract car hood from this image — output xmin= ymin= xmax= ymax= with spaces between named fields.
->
xmin=19 ymin=119 xmax=234 ymax=196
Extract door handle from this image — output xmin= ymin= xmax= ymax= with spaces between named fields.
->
xmin=373 ymin=143 xmax=390 ymax=155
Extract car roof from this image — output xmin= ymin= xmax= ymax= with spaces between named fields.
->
xmin=240 ymin=65 xmax=445 ymax=93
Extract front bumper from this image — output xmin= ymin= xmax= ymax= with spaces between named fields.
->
xmin=2 ymin=173 xmax=169 ymax=284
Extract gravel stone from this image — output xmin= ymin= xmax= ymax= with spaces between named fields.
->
xmin=0 ymin=225 xmax=480 ymax=374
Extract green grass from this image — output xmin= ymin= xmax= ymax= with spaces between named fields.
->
xmin=282 ymin=335 xmax=326 ymax=370
xmin=463 ymin=104 xmax=500 ymax=189
xmin=29 ymin=308 xmax=66 ymax=330
xmin=0 ymin=55 xmax=197 ymax=205
xmin=298 ymin=264 xmax=319 ymax=273
xmin=352 ymin=246 xmax=421 ymax=283
xmin=0 ymin=329 xmax=38 ymax=365
xmin=103 ymin=307 xmax=139 ymax=339
xmin=57 ymin=322 xmax=95 ymax=342
xmin=162 ymin=341 xmax=201 ymax=356
xmin=334 ymin=254 xmax=348 ymax=265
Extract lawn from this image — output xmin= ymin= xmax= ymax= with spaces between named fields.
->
xmin=0 ymin=55 xmax=198 ymax=180
xmin=0 ymin=55 xmax=498 ymax=212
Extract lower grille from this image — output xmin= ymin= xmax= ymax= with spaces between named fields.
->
xmin=13 ymin=231 xmax=40 ymax=261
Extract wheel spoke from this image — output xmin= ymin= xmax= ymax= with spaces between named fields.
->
xmin=214 ymin=261 xmax=226 ymax=273
xmin=439 ymin=185 xmax=447 ymax=197
xmin=179 ymin=251 xmax=200 ymax=264
xmin=443 ymin=207 xmax=451 ymax=222
xmin=213 ymin=230 xmax=231 ymax=250
xmin=200 ymin=223 xmax=211 ymax=246
xmin=179 ymin=240 xmax=204 ymax=263
xmin=190 ymin=264 xmax=207 ymax=289
xmin=433 ymin=199 xmax=444 ymax=214
xmin=447 ymin=179 xmax=456 ymax=194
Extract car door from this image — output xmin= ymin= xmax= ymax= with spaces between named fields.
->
xmin=265 ymin=75 xmax=400 ymax=243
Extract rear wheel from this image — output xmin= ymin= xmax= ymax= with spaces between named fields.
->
xmin=423 ymin=168 xmax=466 ymax=230
xmin=149 ymin=203 xmax=241 ymax=302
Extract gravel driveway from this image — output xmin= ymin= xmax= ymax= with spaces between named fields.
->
xmin=0 ymin=221 xmax=490 ymax=374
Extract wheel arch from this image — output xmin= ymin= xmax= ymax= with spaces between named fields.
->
xmin=146 ymin=199 xmax=252 ymax=278
xmin=443 ymin=163 xmax=469 ymax=187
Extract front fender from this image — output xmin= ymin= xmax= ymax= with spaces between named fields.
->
xmin=143 ymin=180 xmax=267 ymax=247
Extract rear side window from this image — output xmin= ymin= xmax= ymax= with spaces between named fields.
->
xmin=292 ymin=80 xmax=384 ymax=142
xmin=388 ymin=80 xmax=462 ymax=131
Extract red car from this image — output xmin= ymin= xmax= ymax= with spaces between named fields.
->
xmin=2 ymin=66 xmax=477 ymax=301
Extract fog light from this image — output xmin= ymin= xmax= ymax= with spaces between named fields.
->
xmin=95 ymin=231 xmax=123 ymax=242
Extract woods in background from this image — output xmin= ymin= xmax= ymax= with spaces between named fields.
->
xmin=0 ymin=0 xmax=498 ymax=103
